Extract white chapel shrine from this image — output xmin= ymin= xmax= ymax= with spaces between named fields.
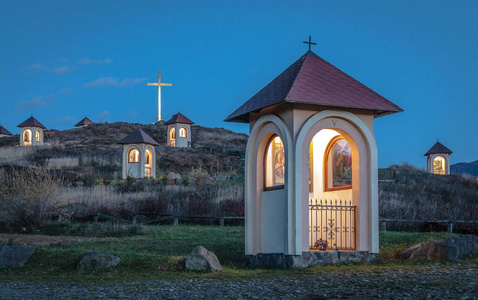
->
xmin=424 ymin=141 xmax=452 ymax=175
xmin=117 ymin=128 xmax=159 ymax=179
xmin=17 ymin=115 xmax=46 ymax=146
xmin=225 ymin=49 xmax=403 ymax=268
xmin=165 ymin=112 xmax=194 ymax=148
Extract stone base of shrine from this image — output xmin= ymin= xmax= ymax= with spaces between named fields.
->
xmin=249 ymin=251 xmax=377 ymax=269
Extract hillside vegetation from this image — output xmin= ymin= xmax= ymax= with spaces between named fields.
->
xmin=0 ymin=124 xmax=476 ymax=234
xmin=0 ymin=122 xmax=248 ymax=180
xmin=379 ymin=164 xmax=478 ymax=232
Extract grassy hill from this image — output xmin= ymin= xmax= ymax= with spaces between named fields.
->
xmin=0 ymin=125 xmax=476 ymax=234
xmin=0 ymin=122 xmax=248 ymax=181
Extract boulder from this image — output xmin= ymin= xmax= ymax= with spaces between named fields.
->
xmin=460 ymin=235 xmax=478 ymax=255
xmin=185 ymin=246 xmax=222 ymax=272
xmin=427 ymin=236 xmax=474 ymax=261
xmin=77 ymin=252 xmax=121 ymax=271
xmin=0 ymin=245 xmax=35 ymax=269
xmin=409 ymin=240 xmax=438 ymax=260
xmin=167 ymin=172 xmax=182 ymax=183
xmin=402 ymin=244 xmax=422 ymax=259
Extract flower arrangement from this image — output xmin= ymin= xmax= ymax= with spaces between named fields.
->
xmin=314 ymin=238 xmax=328 ymax=250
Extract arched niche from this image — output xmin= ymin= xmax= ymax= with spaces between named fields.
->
xmin=295 ymin=111 xmax=378 ymax=253
xmin=245 ymin=114 xmax=294 ymax=255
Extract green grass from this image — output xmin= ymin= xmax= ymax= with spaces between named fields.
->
xmin=0 ymin=225 xmax=475 ymax=281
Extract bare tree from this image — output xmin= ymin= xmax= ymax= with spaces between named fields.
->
xmin=0 ymin=167 xmax=64 ymax=231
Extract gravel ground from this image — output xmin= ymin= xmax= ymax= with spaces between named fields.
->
xmin=1 ymin=264 xmax=476 ymax=299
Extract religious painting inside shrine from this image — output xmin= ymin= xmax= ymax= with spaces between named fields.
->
xmin=433 ymin=156 xmax=446 ymax=175
xmin=264 ymin=135 xmax=285 ymax=189
xmin=128 ymin=148 xmax=139 ymax=163
xmin=325 ymin=137 xmax=352 ymax=190
xmin=145 ymin=149 xmax=152 ymax=177
xmin=23 ymin=130 xmax=31 ymax=144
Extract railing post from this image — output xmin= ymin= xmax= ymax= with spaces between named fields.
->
xmin=57 ymin=214 xmax=62 ymax=223
xmin=174 ymin=218 xmax=179 ymax=226
xmin=132 ymin=214 xmax=137 ymax=225
xmin=447 ymin=223 xmax=453 ymax=233
xmin=94 ymin=213 xmax=99 ymax=224
xmin=380 ymin=222 xmax=387 ymax=232
xmin=220 ymin=218 xmax=224 ymax=227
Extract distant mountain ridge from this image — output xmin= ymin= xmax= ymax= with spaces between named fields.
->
xmin=451 ymin=160 xmax=478 ymax=177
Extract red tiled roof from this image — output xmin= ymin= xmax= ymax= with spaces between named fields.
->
xmin=74 ymin=117 xmax=94 ymax=127
xmin=117 ymin=128 xmax=159 ymax=146
xmin=0 ymin=125 xmax=12 ymax=135
xmin=17 ymin=116 xmax=46 ymax=129
xmin=165 ymin=112 xmax=194 ymax=125
xmin=225 ymin=51 xmax=403 ymax=123
xmin=424 ymin=141 xmax=453 ymax=156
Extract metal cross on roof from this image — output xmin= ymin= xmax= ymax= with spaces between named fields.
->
xmin=303 ymin=35 xmax=316 ymax=51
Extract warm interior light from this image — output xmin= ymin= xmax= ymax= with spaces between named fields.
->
xmin=265 ymin=135 xmax=285 ymax=188
xmin=128 ymin=148 xmax=140 ymax=163
xmin=433 ymin=156 xmax=446 ymax=175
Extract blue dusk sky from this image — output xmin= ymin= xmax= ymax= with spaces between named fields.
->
xmin=0 ymin=1 xmax=476 ymax=168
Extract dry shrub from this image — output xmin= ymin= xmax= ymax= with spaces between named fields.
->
xmin=46 ymin=157 xmax=79 ymax=169
xmin=0 ymin=167 xmax=64 ymax=231
xmin=0 ymin=146 xmax=38 ymax=166
xmin=379 ymin=164 xmax=478 ymax=232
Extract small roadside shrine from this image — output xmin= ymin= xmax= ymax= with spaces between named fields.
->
xmin=74 ymin=116 xmax=94 ymax=128
xmin=225 ymin=47 xmax=402 ymax=268
xmin=17 ymin=115 xmax=46 ymax=146
xmin=117 ymin=128 xmax=159 ymax=179
xmin=0 ymin=125 xmax=12 ymax=138
xmin=424 ymin=140 xmax=452 ymax=175
xmin=165 ymin=112 xmax=194 ymax=148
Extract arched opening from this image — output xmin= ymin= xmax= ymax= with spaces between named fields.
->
xmin=307 ymin=128 xmax=358 ymax=251
xmin=145 ymin=148 xmax=153 ymax=177
xmin=433 ymin=155 xmax=446 ymax=175
xmin=179 ymin=127 xmax=187 ymax=138
xmin=23 ymin=129 xmax=32 ymax=145
xmin=264 ymin=135 xmax=285 ymax=190
xmin=128 ymin=148 xmax=139 ymax=163
xmin=170 ymin=127 xmax=176 ymax=147
xmin=35 ymin=130 xmax=41 ymax=143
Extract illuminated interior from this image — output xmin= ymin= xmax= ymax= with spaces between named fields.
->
xmin=145 ymin=149 xmax=152 ymax=177
xmin=433 ymin=156 xmax=446 ymax=175
xmin=170 ymin=128 xmax=176 ymax=146
xmin=325 ymin=136 xmax=352 ymax=190
xmin=264 ymin=135 xmax=285 ymax=189
xmin=23 ymin=129 xmax=32 ymax=145
xmin=128 ymin=148 xmax=140 ymax=163
xmin=179 ymin=127 xmax=187 ymax=138
xmin=35 ymin=130 xmax=40 ymax=142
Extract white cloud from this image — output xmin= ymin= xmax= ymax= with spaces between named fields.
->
xmin=20 ymin=63 xmax=76 ymax=75
xmin=17 ymin=88 xmax=73 ymax=110
xmin=51 ymin=66 xmax=75 ymax=75
xmin=58 ymin=88 xmax=74 ymax=94
xmin=84 ymin=77 xmax=147 ymax=88
xmin=18 ymin=96 xmax=51 ymax=110
xmin=97 ymin=110 xmax=110 ymax=118
xmin=77 ymin=58 xmax=113 ymax=65
xmin=20 ymin=63 xmax=44 ymax=71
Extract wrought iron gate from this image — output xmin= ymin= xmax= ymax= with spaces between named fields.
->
xmin=309 ymin=199 xmax=356 ymax=251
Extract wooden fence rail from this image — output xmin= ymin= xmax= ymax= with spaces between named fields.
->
xmin=379 ymin=218 xmax=478 ymax=233
xmin=63 ymin=212 xmax=245 ymax=227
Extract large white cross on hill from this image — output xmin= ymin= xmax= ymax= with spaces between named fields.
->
xmin=147 ymin=72 xmax=172 ymax=122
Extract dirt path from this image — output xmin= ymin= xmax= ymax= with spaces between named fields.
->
xmin=0 ymin=264 xmax=477 ymax=299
